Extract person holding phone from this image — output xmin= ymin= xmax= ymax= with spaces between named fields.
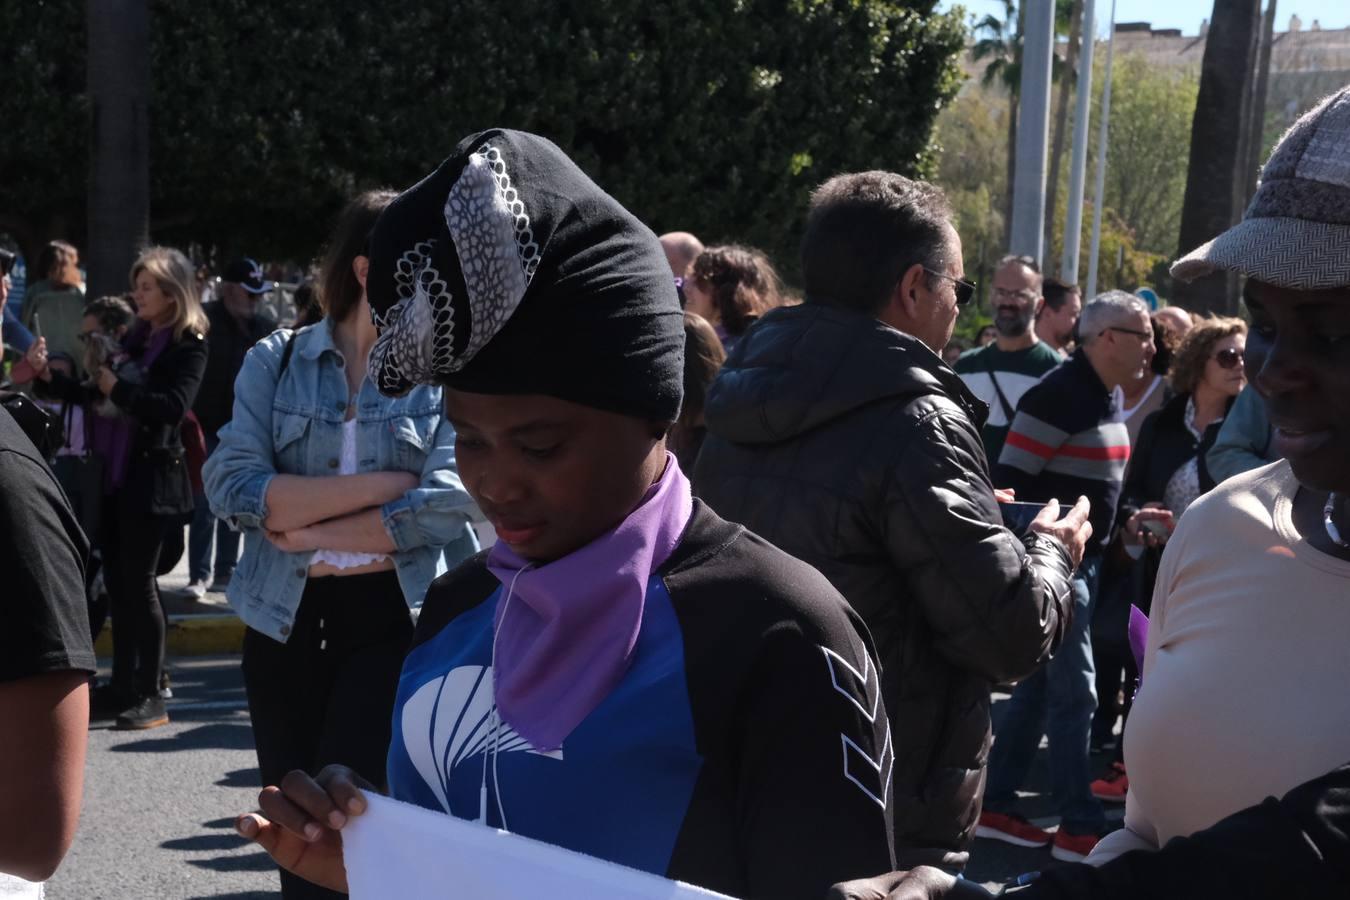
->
xmin=1088 ymin=316 xmax=1248 ymax=801
xmin=19 ymin=241 xmax=86 ymax=376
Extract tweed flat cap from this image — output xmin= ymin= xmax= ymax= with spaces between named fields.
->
xmin=1172 ymin=86 xmax=1350 ymax=289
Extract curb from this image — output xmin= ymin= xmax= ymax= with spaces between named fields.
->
xmin=94 ymin=613 xmax=245 ymax=658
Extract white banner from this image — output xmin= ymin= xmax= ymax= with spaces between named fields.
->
xmin=343 ymin=794 xmax=737 ymax=900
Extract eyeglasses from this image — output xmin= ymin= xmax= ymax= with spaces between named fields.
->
xmin=992 ymin=287 xmax=1038 ymax=303
xmin=1213 ymin=347 xmax=1245 ymax=369
xmin=76 ymin=330 xmax=100 ymax=343
xmin=1102 ymin=325 xmax=1152 ymax=341
xmin=923 ymin=268 xmax=977 ymax=306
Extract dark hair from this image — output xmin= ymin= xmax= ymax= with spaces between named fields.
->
xmin=37 ymin=240 xmax=79 ymax=283
xmin=0 ymin=248 xmax=15 ymax=277
xmin=291 ymin=280 xmax=323 ymax=329
xmin=670 ymin=312 xmax=727 ymax=467
xmin=688 ymin=245 xmax=782 ymax=337
xmin=801 ymin=171 xmax=953 ymax=314
xmin=319 ymin=189 xmax=398 ymax=322
xmin=82 ymin=294 xmax=135 ymax=333
xmin=1150 ymin=310 xmax=1180 ymax=376
xmin=1041 ymin=277 xmax=1079 ymax=312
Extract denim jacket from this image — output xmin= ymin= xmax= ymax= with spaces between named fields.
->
xmin=203 ymin=321 xmax=479 ymax=642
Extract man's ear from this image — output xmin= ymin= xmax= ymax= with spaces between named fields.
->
xmin=894 ymin=262 xmax=927 ymax=320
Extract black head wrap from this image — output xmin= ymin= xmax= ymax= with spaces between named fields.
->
xmin=365 ymin=129 xmax=684 ymax=422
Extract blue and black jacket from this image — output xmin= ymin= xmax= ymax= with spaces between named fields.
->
xmin=387 ymin=501 xmax=896 ymax=899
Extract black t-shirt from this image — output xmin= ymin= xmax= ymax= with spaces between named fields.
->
xmin=0 ymin=408 xmax=94 ymax=683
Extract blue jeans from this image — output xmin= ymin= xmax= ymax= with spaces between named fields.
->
xmin=984 ymin=553 xmax=1105 ymax=834
xmin=189 ymin=435 xmax=240 ymax=583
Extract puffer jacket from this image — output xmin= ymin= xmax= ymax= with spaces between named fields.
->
xmin=694 ymin=303 xmax=1075 ymax=856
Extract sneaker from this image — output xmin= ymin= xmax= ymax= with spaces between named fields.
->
xmin=115 ymin=694 xmax=170 ymax=730
xmin=180 ymin=579 xmax=207 ymax=600
xmin=975 ymin=810 xmax=1052 ymax=848
xmin=159 ymin=670 xmax=173 ymax=700
xmin=1091 ymin=762 xmax=1129 ymax=802
xmin=1050 ymin=828 xmax=1102 ymax=863
xmin=90 ymin=683 xmax=134 ymax=720
xmin=207 ymin=573 xmax=231 ymax=593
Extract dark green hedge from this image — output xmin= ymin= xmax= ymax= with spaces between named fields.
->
xmin=2 ymin=0 xmax=965 ymax=277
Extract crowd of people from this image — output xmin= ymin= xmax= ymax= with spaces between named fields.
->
xmin=2 ymin=86 xmax=1348 ymax=899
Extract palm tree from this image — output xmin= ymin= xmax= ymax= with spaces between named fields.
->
xmin=972 ymin=0 xmax=1023 ymax=247
xmin=1174 ymin=0 xmax=1261 ymax=315
xmin=973 ymin=1 xmax=1072 ymax=250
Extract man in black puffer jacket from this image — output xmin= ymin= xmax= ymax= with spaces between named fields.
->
xmin=694 ymin=172 xmax=1089 ymax=862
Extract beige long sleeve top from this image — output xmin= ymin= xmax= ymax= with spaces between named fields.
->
xmin=1090 ymin=460 xmax=1350 ymax=864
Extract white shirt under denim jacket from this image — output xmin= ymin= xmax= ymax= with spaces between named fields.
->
xmin=202 ymin=321 xmax=480 ymax=643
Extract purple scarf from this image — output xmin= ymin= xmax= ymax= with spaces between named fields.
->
xmin=485 ymin=453 xmax=694 ymax=751
xmin=91 ymin=324 xmax=172 ymax=492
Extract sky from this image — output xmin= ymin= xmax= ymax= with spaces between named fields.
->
xmin=938 ymin=0 xmax=1350 ymax=38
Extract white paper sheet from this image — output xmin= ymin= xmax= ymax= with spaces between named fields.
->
xmin=342 ymin=793 xmax=736 ymax=900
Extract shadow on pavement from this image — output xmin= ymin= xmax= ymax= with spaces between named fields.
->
xmin=184 ymin=895 xmax=276 ymax=900
xmin=186 ymin=851 xmax=275 ymax=873
xmin=107 ymin=722 xmax=255 ymax=753
xmin=203 ymin=816 xmax=240 ymax=829
xmin=217 ymin=767 xmax=263 ymax=788
xmin=162 ymin=833 xmax=252 ymax=852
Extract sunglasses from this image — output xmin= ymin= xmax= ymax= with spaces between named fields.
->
xmin=1213 ymin=347 xmax=1244 ymax=369
xmin=923 ymin=268 xmax=977 ymax=306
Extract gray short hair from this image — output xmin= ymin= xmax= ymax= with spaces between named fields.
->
xmin=1078 ymin=290 xmax=1149 ymax=343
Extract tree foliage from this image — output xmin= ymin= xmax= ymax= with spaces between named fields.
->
xmin=0 ymin=0 xmax=967 ymax=278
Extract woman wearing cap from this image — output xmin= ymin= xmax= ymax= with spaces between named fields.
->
xmin=830 ymin=86 xmax=1350 ymax=900
xmin=204 ymin=190 xmax=479 ymax=900
xmin=27 ymin=248 xmax=208 ymax=730
xmin=233 ymin=130 xmax=895 ymax=900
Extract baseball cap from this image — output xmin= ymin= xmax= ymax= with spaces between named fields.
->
xmin=1172 ymin=86 xmax=1350 ymax=289
xmin=221 ymin=257 xmax=274 ymax=294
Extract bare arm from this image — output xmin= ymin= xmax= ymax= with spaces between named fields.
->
xmin=270 ymin=507 xmax=398 ymax=556
xmin=0 ymin=673 xmax=89 ymax=882
xmin=261 ymin=471 xmax=417 ymax=533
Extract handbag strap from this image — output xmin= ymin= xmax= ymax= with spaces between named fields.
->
xmin=983 ymin=352 xmax=1017 ymax=423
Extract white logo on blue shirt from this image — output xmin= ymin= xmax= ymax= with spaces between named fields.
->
xmin=401 ymin=665 xmax=563 ymax=814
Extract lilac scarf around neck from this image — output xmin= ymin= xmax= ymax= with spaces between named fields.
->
xmin=485 ymin=453 xmax=694 ymax=751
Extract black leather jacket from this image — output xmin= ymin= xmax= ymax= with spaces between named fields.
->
xmin=694 ymin=303 xmax=1075 ymax=855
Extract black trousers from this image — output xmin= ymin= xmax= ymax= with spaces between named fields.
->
xmin=100 ymin=492 xmax=171 ymax=697
xmin=242 ymin=569 xmax=413 ymax=900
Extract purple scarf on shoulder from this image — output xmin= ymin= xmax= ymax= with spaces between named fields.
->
xmin=485 ymin=453 xmax=694 ymax=751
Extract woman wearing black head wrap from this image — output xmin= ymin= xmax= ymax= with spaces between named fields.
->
xmin=235 ymin=130 xmax=896 ymax=899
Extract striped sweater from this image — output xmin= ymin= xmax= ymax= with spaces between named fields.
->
xmin=994 ymin=350 xmax=1130 ymax=552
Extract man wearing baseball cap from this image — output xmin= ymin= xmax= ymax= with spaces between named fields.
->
xmin=830 ymin=84 xmax=1350 ymax=900
xmin=185 ymin=259 xmax=277 ymax=598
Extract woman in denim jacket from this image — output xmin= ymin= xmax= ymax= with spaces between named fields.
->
xmin=204 ymin=190 xmax=477 ymax=900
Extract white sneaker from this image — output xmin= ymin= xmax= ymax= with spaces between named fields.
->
xmin=181 ymin=580 xmax=207 ymax=600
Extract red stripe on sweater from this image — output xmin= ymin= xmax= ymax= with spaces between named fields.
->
xmin=1057 ymin=443 xmax=1131 ymax=461
xmin=1004 ymin=430 xmax=1057 ymax=460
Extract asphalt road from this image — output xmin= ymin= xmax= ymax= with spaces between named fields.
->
xmin=47 ymin=657 xmax=278 ymax=900
xmin=48 ymin=655 xmax=1123 ymax=897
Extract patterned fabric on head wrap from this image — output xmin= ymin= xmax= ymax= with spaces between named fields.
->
xmin=365 ymin=129 xmax=685 ymax=423
xmin=1172 ymin=86 xmax=1350 ymax=290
